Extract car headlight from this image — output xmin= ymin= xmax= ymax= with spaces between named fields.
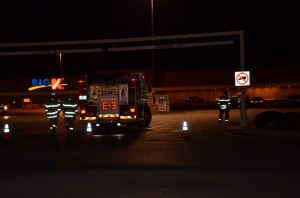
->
xmin=4 ymin=106 xmax=8 ymax=110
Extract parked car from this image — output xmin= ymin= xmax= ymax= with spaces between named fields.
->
xmin=231 ymin=95 xmax=241 ymax=108
xmin=184 ymin=96 xmax=205 ymax=103
xmin=250 ymin=97 xmax=265 ymax=106
xmin=0 ymin=104 xmax=8 ymax=115
xmin=287 ymin=94 xmax=300 ymax=106
xmin=231 ymin=94 xmax=250 ymax=108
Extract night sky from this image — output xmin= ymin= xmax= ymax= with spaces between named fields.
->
xmin=0 ymin=1 xmax=299 ymax=77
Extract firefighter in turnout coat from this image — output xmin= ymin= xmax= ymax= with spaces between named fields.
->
xmin=62 ymin=97 xmax=78 ymax=132
xmin=45 ymin=92 xmax=61 ymax=134
xmin=218 ymin=91 xmax=231 ymax=127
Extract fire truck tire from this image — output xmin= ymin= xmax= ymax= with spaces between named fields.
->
xmin=141 ymin=110 xmax=152 ymax=127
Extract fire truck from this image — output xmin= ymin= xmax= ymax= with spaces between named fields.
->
xmin=78 ymin=72 xmax=152 ymax=132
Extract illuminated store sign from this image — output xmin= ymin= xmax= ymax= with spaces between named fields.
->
xmin=51 ymin=78 xmax=65 ymax=90
xmin=32 ymin=78 xmax=51 ymax=87
xmin=28 ymin=78 xmax=67 ymax=91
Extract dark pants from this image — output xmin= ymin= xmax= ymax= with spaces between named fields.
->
xmin=219 ymin=109 xmax=230 ymax=123
xmin=49 ymin=118 xmax=58 ymax=133
xmin=64 ymin=116 xmax=76 ymax=132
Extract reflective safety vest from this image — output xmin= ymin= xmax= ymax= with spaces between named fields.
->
xmin=63 ymin=100 xmax=78 ymax=118
xmin=45 ymin=99 xmax=61 ymax=119
xmin=218 ymin=95 xmax=231 ymax=110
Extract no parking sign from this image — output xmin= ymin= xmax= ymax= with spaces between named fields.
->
xmin=235 ymin=71 xmax=250 ymax=86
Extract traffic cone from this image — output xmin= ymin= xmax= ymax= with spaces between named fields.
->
xmin=182 ymin=120 xmax=188 ymax=131
xmin=180 ymin=120 xmax=190 ymax=139
xmin=4 ymin=124 xmax=10 ymax=133
xmin=86 ymin=123 xmax=92 ymax=132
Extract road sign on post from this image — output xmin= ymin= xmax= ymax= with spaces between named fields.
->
xmin=235 ymin=71 xmax=250 ymax=86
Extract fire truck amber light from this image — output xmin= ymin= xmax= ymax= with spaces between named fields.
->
xmin=81 ymin=109 xmax=86 ymax=114
xmin=130 ymin=108 xmax=135 ymax=113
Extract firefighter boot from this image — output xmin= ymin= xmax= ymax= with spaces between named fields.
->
xmin=50 ymin=125 xmax=57 ymax=135
xmin=218 ymin=119 xmax=222 ymax=127
xmin=50 ymin=128 xmax=56 ymax=135
xmin=226 ymin=121 xmax=230 ymax=128
xmin=65 ymin=123 xmax=71 ymax=133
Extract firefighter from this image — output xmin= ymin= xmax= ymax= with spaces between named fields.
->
xmin=218 ymin=91 xmax=231 ymax=127
xmin=62 ymin=97 xmax=78 ymax=133
xmin=45 ymin=92 xmax=61 ymax=134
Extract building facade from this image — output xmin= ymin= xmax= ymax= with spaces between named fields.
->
xmin=0 ymin=66 xmax=299 ymax=108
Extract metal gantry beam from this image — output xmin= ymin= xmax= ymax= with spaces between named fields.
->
xmin=0 ymin=31 xmax=239 ymax=56
xmin=0 ymin=30 xmax=242 ymax=48
xmin=0 ymin=48 xmax=104 ymax=56
xmin=0 ymin=40 xmax=234 ymax=56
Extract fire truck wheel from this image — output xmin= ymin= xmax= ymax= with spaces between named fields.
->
xmin=141 ymin=110 xmax=152 ymax=127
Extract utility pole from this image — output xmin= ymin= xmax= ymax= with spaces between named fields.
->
xmin=239 ymin=31 xmax=247 ymax=127
xmin=59 ymin=52 xmax=64 ymax=98
xmin=150 ymin=0 xmax=155 ymax=88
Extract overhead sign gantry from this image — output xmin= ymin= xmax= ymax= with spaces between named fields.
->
xmin=0 ymin=31 xmax=239 ymax=55
xmin=0 ymin=30 xmax=247 ymax=127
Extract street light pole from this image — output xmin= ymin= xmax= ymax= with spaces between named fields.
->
xmin=59 ymin=52 xmax=62 ymax=78
xmin=59 ymin=52 xmax=64 ymax=97
xmin=150 ymin=0 xmax=155 ymax=87
xmin=151 ymin=0 xmax=154 ymax=37
xmin=239 ymin=31 xmax=247 ymax=127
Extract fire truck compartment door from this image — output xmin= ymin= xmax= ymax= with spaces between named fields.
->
xmin=98 ymin=94 xmax=120 ymax=118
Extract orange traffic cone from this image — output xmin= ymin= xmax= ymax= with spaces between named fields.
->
xmin=180 ymin=120 xmax=190 ymax=139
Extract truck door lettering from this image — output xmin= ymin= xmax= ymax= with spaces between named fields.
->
xmin=111 ymin=101 xmax=117 ymax=110
xmin=102 ymin=102 xmax=108 ymax=110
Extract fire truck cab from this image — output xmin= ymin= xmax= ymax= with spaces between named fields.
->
xmin=79 ymin=72 xmax=152 ymax=132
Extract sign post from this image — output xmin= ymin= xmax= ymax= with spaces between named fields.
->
xmin=238 ymin=31 xmax=248 ymax=128
xmin=235 ymin=69 xmax=250 ymax=127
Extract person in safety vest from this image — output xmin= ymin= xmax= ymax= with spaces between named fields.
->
xmin=45 ymin=92 xmax=61 ymax=134
xmin=218 ymin=91 xmax=231 ymax=126
xmin=62 ymin=97 xmax=78 ymax=133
